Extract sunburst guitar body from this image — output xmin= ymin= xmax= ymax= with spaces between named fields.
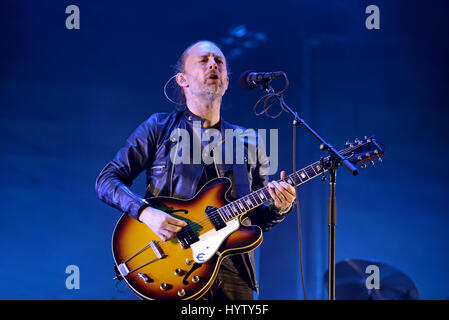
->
xmin=112 ymin=177 xmax=263 ymax=300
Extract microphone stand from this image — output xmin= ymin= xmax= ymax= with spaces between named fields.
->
xmin=261 ymin=83 xmax=358 ymax=300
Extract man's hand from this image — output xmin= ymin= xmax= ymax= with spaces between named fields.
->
xmin=138 ymin=206 xmax=187 ymax=241
xmin=267 ymin=171 xmax=297 ymax=214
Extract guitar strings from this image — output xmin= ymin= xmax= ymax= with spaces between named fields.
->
xmin=168 ymin=142 xmax=367 ymax=234
xmin=168 ymin=142 xmax=364 ymax=233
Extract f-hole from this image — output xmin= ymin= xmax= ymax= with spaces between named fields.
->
xmin=182 ymin=263 xmax=202 ymax=285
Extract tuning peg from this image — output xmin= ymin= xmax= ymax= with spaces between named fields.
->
xmin=378 ymin=157 xmax=382 ymax=162
xmin=361 ymin=163 xmax=367 ymax=169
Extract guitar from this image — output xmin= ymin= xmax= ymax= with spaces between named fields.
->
xmin=111 ymin=136 xmax=385 ymax=300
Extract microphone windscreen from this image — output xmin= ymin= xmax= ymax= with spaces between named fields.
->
xmin=239 ymin=70 xmax=256 ymax=90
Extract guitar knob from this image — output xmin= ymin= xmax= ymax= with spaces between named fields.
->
xmin=174 ymin=268 xmax=185 ymax=276
xmin=160 ymin=283 xmax=170 ymax=291
xmin=177 ymin=289 xmax=186 ymax=297
xmin=378 ymin=157 xmax=383 ymax=162
xmin=185 ymin=258 xmax=193 ymax=266
xmin=192 ymin=275 xmax=200 ymax=283
xmin=370 ymin=160 xmax=375 ymax=165
xmin=361 ymin=164 xmax=367 ymax=169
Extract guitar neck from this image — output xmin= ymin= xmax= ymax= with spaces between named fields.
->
xmin=217 ymin=160 xmax=327 ymax=222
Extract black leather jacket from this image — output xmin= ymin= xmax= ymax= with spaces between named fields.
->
xmin=95 ymin=108 xmax=291 ymax=293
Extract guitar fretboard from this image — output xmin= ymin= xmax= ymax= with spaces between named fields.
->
xmin=216 ymin=161 xmax=327 ymax=222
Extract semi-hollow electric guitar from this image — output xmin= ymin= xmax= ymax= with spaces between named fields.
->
xmin=112 ymin=136 xmax=385 ymax=300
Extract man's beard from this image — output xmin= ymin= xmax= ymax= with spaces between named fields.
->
xmin=202 ymin=83 xmax=225 ymax=101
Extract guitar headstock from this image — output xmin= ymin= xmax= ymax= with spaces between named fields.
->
xmin=341 ymin=136 xmax=385 ymax=168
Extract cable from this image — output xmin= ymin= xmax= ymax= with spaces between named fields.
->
xmin=163 ymin=74 xmax=185 ymax=106
xmin=252 ymin=72 xmax=289 ymax=119
xmin=292 ymin=120 xmax=308 ymax=300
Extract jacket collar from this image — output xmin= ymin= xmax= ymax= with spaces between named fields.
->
xmin=182 ymin=107 xmax=226 ymax=133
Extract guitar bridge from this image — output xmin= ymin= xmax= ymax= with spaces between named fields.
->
xmin=150 ymin=240 xmax=165 ymax=259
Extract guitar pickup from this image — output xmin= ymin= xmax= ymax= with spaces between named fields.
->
xmin=177 ymin=223 xmax=199 ymax=249
xmin=150 ymin=240 xmax=165 ymax=259
xmin=206 ymin=206 xmax=226 ymax=231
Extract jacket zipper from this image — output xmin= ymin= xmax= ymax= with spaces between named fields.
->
xmin=170 ymin=136 xmax=180 ymax=197
xmin=212 ymin=147 xmax=220 ymax=178
xmin=151 ymin=165 xmax=166 ymax=169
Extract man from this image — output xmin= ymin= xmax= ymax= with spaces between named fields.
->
xmin=95 ymin=40 xmax=296 ymax=300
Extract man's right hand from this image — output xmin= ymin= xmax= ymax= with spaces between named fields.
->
xmin=138 ymin=206 xmax=188 ymax=242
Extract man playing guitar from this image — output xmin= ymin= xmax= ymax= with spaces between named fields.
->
xmin=95 ymin=40 xmax=296 ymax=300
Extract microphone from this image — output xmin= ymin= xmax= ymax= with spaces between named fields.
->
xmin=239 ymin=70 xmax=285 ymax=90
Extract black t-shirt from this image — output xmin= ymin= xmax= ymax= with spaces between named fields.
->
xmin=196 ymin=119 xmax=220 ymax=191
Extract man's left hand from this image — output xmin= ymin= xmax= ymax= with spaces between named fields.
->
xmin=267 ymin=171 xmax=297 ymax=214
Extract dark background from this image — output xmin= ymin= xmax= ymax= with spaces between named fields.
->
xmin=1 ymin=0 xmax=448 ymax=299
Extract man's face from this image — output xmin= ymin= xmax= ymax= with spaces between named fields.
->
xmin=181 ymin=42 xmax=229 ymax=101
